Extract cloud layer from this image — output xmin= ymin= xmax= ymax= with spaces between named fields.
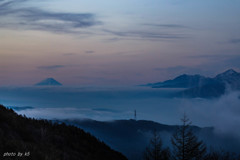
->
xmin=103 ymin=29 xmax=186 ymax=41
xmin=0 ymin=0 xmax=99 ymax=34
xmin=229 ymin=39 xmax=240 ymax=44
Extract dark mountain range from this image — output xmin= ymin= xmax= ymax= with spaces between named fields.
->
xmin=145 ymin=69 xmax=240 ymax=98
xmin=179 ymin=69 xmax=240 ymax=98
xmin=178 ymin=82 xmax=226 ymax=98
xmin=61 ymin=119 xmax=240 ymax=160
xmin=145 ymin=74 xmax=214 ymax=88
xmin=35 ymin=78 xmax=62 ymax=86
xmin=0 ymin=105 xmax=127 ymax=160
xmin=214 ymin=69 xmax=240 ymax=90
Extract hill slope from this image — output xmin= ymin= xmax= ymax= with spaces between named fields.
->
xmin=60 ymin=119 xmax=212 ymax=160
xmin=61 ymin=119 xmax=240 ymax=160
xmin=35 ymin=78 xmax=62 ymax=86
xmin=0 ymin=105 xmax=127 ymax=160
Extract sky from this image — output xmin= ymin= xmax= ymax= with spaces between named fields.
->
xmin=0 ymin=0 xmax=240 ymax=86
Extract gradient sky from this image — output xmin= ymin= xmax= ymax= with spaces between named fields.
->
xmin=1 ymin=0 xmax=240 ymax=85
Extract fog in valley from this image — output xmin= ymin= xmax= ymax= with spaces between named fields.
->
xmin=1 ymin=86 xmax=239 ymax=142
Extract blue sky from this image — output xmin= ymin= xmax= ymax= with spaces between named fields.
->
xmin=0 ymin=0 xmax=240 ymax=85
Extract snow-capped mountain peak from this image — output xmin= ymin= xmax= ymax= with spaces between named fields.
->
xmin=35 ymin=78 xmax=62 ymax=86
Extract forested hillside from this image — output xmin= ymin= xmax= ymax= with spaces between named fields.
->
xmin=0 ymin=105 xmax=127 ymax=160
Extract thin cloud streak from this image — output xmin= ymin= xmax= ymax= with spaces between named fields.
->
xmin=143 ymin=23 xmax=188 ymax=29
xmin=63 ymin=53 xmax=77 ymax=56
xmin=0 ymin=1 xmax=189 ymax=41
xmin=0 ymin=0 xmax=100 ymax=34
xmin=154 ymin=66 xmax=201 ymax=74
xmin=229 ymin=39 xmax=240 ymax=44
xmin=37 ymin=65 xmax=65 ymax=70
xmin=103 ymin=29 xmax=187 ymax=41
xmin=85 ymin=51 xmax=95 ymax=54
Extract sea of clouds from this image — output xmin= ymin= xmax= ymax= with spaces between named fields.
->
xmin=0 ymin=86 xmax=239 ymax=142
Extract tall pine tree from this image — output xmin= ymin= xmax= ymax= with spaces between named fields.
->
xmin=144 ymin=130 xmax=170 ymax=160
xmin=171 ymin=114 xmax=206 ymax=160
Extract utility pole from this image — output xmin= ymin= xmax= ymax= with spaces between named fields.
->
xmin=134 ymin=109 xmax=137 ymax=121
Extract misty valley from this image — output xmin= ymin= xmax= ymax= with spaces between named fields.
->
xmin=1 ymin=69 xmax=240 ymax=159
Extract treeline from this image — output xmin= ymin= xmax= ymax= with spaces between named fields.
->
xmin=1 ymin=103 xmax=239 ymax=160
xmin=144 ymin=114 xmax=240 ymax=160
xmin=0 ymin=105 xmax=127 ymax=160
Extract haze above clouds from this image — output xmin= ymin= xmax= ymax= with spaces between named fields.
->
xmin=0 ymin=0 xmax=240 ymax=85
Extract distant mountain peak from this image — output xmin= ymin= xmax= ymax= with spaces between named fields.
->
xmin=176 ymin=74 xmax=204 ymax=79
xmin=35 ymin=78 xmax=62 ymax=86
xmin=148 ymin=73 xmax=209 ymax=88
xmin=144 ymin=68 xmax=240 ymax=98
xmin=215 ymin=69 xmax=240 ymax=79
xmin=219 ymin=69 xmax=237 ymax=75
